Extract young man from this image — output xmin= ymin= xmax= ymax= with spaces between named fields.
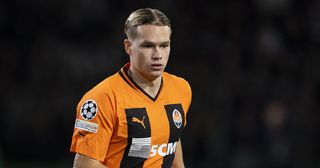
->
xmin=70 ymin=8 xmax=192 ymax=168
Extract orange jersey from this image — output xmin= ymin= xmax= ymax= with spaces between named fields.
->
xmin=70 ymin=63 xmax=192 ymax=167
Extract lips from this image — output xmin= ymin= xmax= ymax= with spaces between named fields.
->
xmin=150 ymin=64 xmax=163 ymax=71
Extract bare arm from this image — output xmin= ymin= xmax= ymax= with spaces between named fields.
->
xmin=172 ymin=140 xmax=185 ymax=168
xmin=73 ymin=153 xmax=108 ymax=168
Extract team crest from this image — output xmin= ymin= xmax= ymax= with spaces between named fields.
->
xmin=80 ymin=100 xmax=98 ymax=120
xmin=172 ymin=109 xmax=183 ymax=128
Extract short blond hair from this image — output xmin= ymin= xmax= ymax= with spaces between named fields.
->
xmin=124 ymin=8 xmax=171 ymax=39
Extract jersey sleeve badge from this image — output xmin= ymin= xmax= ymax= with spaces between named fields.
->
xmin=80 ymin=100 xmax=98 ymax=120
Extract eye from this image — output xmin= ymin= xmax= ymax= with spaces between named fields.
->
xmin=142 ymin=44 xmax=154 ymax=48
xmin=160 ymin=44 xmax=169 ymax=48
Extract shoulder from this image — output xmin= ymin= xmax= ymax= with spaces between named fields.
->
xmin=81 ymin=73 xmax=121 ymax=100
xmin=163 ymin=72 xmax=191 ymax=86
xmin=163 ymin=72 xmax=192 ymax=94
xmin=163 ymin=72 xmax=192 ymax=112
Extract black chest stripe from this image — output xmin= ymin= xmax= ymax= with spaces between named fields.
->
xmin=120 ymin=108 xmax=151 ymax=168
xmin=162 ymin=104 xmax=185 ymax=168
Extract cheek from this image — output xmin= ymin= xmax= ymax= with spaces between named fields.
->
xmin=163 ymin=49 xmax=170 ymax=60
xmin=136 ymin=50 xmax=151 ymax=60
xmin=132 ymin=50 xmax=149 ymax=64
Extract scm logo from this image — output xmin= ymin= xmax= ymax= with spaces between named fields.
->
xmin=149 ymin=141 xmax=178 ymax=157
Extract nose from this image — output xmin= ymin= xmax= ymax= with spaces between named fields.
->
xmin=152 ymin=47 xmax=162 ymax=60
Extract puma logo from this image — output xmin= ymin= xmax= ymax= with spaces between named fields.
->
xmin=132 ymin=116 xmax=146 ymax=129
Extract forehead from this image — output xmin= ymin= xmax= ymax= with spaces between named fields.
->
xmin=134 ymin=25 xmax=171 ymax=42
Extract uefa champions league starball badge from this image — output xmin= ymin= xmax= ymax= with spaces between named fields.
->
xmin=80 ymin=100 xmax=98 ymax=120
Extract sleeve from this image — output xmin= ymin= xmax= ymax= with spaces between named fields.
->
xmin=184 ymin=81 xmax=192 ymax=113
xmin=70 ymin=90 xmax=116 ymax=161
xmin=181 ymin=79 xmax=192 ymax=127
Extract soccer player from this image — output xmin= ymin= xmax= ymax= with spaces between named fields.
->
xmin=70 ymin=8 xmax=192 ymax=168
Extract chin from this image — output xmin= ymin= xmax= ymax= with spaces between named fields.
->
xmin=147 ymin=71 xmax=163 ymax=80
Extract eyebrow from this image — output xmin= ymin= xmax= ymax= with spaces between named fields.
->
xmin=141 ymin=40 xmax=170 ymax=45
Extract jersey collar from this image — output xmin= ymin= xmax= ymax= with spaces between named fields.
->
xmin=118 ymin=63 xmax=163 ymax=102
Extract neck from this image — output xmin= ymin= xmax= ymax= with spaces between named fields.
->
xmin=127 ymin=68 xmax=162 ymax=99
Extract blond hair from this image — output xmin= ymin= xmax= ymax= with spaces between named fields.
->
xmin=124 ymin=8 xmax=171 ymax=39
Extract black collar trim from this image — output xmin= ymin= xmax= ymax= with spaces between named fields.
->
xmin=118 ymin=65 xmax=162 ymax=102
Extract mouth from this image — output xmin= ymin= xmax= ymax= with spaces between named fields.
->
xmin=150 ymin=64 xmax=163 ymax=71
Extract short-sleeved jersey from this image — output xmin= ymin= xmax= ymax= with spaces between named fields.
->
xmin=70 ymin=63 xmax=192 ymax=168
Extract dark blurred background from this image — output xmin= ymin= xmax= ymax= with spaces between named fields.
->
xmin=1 ymin=0 xmax=320 ymax=167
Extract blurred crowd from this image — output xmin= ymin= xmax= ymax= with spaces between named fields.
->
xmin=1 ymin=0 xmax=320 ymax=167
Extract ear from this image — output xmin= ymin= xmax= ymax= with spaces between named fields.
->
xmin=124 ymin=39 xmax=132 ymax=56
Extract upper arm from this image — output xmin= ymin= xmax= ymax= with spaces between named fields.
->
xmin=70 ymin=91 xmax=115 ymax=161
xmin=73 ymin=153 xmax=108 ymax=168
xmin=172 ymin=140 xmax=185 ymax=168
xmin=185 ymin=80 xmax=192 ymax=112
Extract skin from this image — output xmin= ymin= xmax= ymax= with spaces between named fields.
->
xmin=73 ymin=153 xmax=108 ymax=168
xmin=172 ymin=140 xmax=185 ymax=168
xmin=124 ymin=24 xmax=171 ymax=98
xmin=73 ymin=24 xmax=185 ymax=168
